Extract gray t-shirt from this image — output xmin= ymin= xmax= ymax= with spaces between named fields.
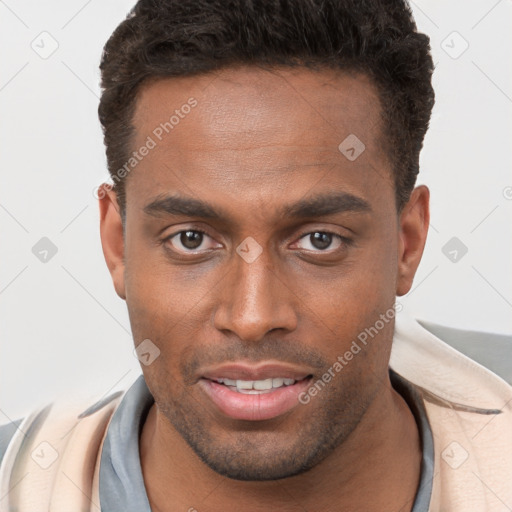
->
xmin=0 ymin=370 xmax=434 ymax=511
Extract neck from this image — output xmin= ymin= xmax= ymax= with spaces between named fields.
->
xmin=140 ymin=378 xmax=422 ymax=512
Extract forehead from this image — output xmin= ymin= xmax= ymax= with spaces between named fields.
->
xmin=126 ymin=66 xmax=393 ymax=218
xmin=133 ymin=65 xmax=382 ymax=146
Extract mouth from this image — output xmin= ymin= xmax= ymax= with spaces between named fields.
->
xmin=207 ymin=376 xmax=305 ymax=394
xmin=198 ymin=363 xmax=314 ymax=421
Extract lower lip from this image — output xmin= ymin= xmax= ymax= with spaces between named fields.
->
xmin=199 ymin=378 xmax=312 ymax=421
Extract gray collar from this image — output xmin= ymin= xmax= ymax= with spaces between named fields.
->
xmin=99 ymin=372 xmax=433 ymax=511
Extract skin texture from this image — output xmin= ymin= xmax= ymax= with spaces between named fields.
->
xmin=99 ymin=66 xmax=430 ymax=512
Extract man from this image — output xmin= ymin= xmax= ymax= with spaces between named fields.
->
xmin=1 ymin=0 xmax=511 ymax=510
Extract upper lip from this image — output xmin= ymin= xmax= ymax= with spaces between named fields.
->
xmin=200 ymin=362 xmax=312 ymax=382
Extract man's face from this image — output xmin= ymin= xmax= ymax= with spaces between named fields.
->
xmin=102 ymin=66 xmax=418 ymax=480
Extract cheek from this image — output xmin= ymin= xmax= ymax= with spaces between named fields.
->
xmin=317 ymin=290 xmax=396 ymax=363
xmin=300 ymin=244 xmax=398 ymax=366
xmin=124 ymin=242 xmax=211 ymax=321
xmin=124 ymin=265 xmax=182 ymax=359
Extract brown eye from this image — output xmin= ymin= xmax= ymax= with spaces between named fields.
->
xmin=165 ymin=229 xmax=219 ymax=253
xmin=163 ymin=229 xmax=222 ymax=255
xmin=179 ymin=230 xmax=204 ymax=250
xmin=296 ymin=232 xmax=342 ymax=252
xmin=310 ymin=232 xmax=332 ymax=250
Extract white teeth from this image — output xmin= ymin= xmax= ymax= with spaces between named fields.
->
xmin=216 ymin=377 xmax=297 ymax=392
xmin=253 ymin=378 xmax=273 ymax=390
xmin=236 ymin=380 xmax=253 ymax=390
xmin=272 ymin=378 xmax=284 ymax=388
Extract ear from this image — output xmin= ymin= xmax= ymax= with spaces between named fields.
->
xmin=396 ymin=185 xmax=430 ymax=296
xmin=98 ymin=184 xmax=126 ymax=300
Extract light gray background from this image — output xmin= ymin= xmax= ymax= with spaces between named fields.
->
xmin=1 ymin=0 xmax=511 ymax=420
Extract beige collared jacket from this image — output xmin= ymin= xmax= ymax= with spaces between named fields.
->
xmin=1 ymin=311 xmax=511 ymax=511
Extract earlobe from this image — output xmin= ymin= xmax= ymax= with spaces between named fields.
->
xmin=98 ymin=184 xmax=126 ymax=300
xmin=396 ymin=185 xmax=430 ymax=296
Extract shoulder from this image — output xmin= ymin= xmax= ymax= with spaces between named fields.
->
xmin=0 ymin=376 xmax=148 ymax=472
xmin=0 ymin=419 xmax=22 ymax=465
xmin=391 ymin=309 xmax=512 ymax=410
xmin=0 ymin=391 xmax=127 ymax=509
xmin=418 ymin=319 xmax=512 ymax=385
xmin=391 ymin=312 xmax=512 ymax=510
xmin=0 ymin=389 xmax=128 ymax=471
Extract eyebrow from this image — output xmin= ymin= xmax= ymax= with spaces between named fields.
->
xmin=143 ymin=191 xmax=371 ymax=220
xmin=282 ymin=192 xmax=371 ymax=217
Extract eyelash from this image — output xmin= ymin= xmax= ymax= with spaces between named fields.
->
xmin=294 ymin=230 xmax=352 ymax=252
xmin=162 ymin=228 xmax=352 ymax=256
xmin=163 ymin=228 xmax=216 ymax=254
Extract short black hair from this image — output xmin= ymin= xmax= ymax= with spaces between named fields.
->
xmin=98 ymin=0 xmax=435 ymax=218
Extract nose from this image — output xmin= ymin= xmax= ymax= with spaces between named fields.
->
xmin=213 ymin=245 xmax=298 ymax=342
